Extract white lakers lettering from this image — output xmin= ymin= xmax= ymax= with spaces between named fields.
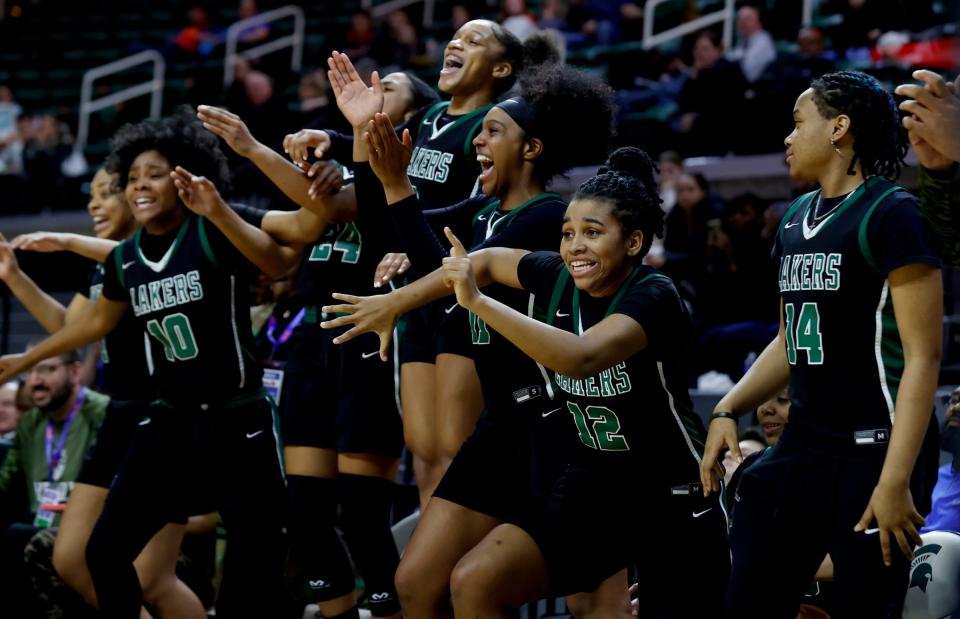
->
xmin=779 ymin=252 xmax=841 ymax=293
xmin=407 ymin=147 xmax=453 ymax=183
xmin=129 ymin=270 xmax=204 ymax=317
xmin=555 ymin=362 xmax=632 ymax=398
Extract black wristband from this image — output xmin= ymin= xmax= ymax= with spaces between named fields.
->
xmin=710 ymin=411 xmax=737 ymax=423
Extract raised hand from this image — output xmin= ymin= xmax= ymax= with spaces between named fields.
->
xmin=197 ymin=105 xmax=260 ymax=158
xmin=10 ymin=232 xmax=69 ymax=253
xmin=170 ymin=167 xmax=226 ymax=218
xmin=373 ymin=252 xmax=410 ymax=288
xmin=699 ymin=415 xmax=741 ymax=496
xmin=896 ymin=70 xmax=960 ymax=168
xmin=854 ymin=482 xmax=925 ymax=567
xmin=306 ymin=160 xmax=344 ymax=200
xmin=283 ymin=129 xmax=332 ymax=168
xmin=0 ymin=353 xmax=29 ymax=384
xmin=327 ymin=50 xmax=383 ymax=129
xmin=320 ymin=292 xmax=398 ymax=361
xmin=0 ymin=233 xmax=20 ymax=282
xmin=365 ymin=112 xmax=414 ymax=194
xmin=441 ymin=227 xmax=480 ymax=309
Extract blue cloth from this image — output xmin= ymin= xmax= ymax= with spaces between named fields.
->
xmin=921 ymin=464 xmax=960 ymax=533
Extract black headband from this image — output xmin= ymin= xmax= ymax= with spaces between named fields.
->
xmin=495 ymin=96 xmax=538 ymax=136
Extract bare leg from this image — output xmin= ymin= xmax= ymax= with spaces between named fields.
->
xmin=401 ymin=362 xmax=442 ymax=508
xmin=566 ymin=570 xmax=631 ymax=619
xmin=435 ymin=354 xmax=484 ymax=469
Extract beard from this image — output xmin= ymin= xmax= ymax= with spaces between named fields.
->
xmin=35 ymin=382 xmax=72 ymax=414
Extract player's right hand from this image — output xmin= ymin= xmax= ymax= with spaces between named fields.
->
xmin=306 ymin=161 xmax=344 ymax=200
xmin=197 ymin=106 xmax=260 ymax=158
xmin=11 ymin=231 xmax=68 ymax=253
xmin=327 ymin=50 xmax=383 ymax=130
xmin=373 ymin=253 xmax=410 ymax=288
xmin=283 ymin=129 xmax=331 ymax=168
xmin=320 ymin=292 xmax=398 ymax=361
xmin=365 ymin=113 xmax=414 ymax=193
xmin=0 ymin=233 xmax=21 ymax=282
xmin=700 ymin=415 xmax=741 ymax=496
xmin=0 ymin=353 xmax=28 ymax=384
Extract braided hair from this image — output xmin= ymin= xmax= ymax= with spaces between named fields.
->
xmin=810 ymin=71 xmax=907 ymax=180
xmin=572 ymin=147 xmax=664 ymax=257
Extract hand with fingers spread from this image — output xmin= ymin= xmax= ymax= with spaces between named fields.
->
xmin=319 ymin=292 xmax=398 ymax=361
xmin=440 ymin=227 xmax=481 ymax=310
xmin=373 ymin=252 xmax=410 ymax=288
xmin=11 ymin=232 xmax=69 ymax=253
xmin=327 ymin=50 xmax=384 ymax=130
xmin=197 ymin=105 xmax=260 ymax=158
xmin=699 ymin=414 xmax=741 ymax=496
xmin=854 ymin=481 xmax=925 ymax=566
xmin=0 ymin=234 xmax=21 ymax=282
xmin=282 ymin=129 xmax=332 ymax=168
xmin=364 ymin=112 xmax=414 ymax=196
xmin=170 ymin=167 xmax=227 ymax=218
xmin=896 ymin=70 xmax=960 ymax=168
xmin=306 ymin=160 xmax=344 ymax=200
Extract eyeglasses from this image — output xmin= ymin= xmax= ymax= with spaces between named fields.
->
xmin=28 ymin=362 xmax=66 ymax=377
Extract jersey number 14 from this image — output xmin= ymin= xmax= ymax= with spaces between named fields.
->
xmin=147 ymin=313 xmax=199 ymax=361
xmin=784 ymin=302 xmax=824 ymax=364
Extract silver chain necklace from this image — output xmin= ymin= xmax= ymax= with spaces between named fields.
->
xmin=812 ymin=182 xmax=863 ymax=223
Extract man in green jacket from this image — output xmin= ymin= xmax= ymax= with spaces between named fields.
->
xmin=0 ymin=347 xmax=107 ymax=617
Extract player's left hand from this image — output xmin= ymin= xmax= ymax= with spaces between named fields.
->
xmin=197 ymin=106 xmax=260 ymax=159
xmin=0 ymin=353 xmax=28 ymax=384
xmin=171 ymin=167 xmax=226 ymax=219
xmin=896 ymin=70 xmax=960 ymax=165
xmin=0 ymin=233 xmax=21 ymax=282
xmin=365 ymin=112 xmax=414 ymax=194
xmin=854 ymin=481 xmax=925 ymax=566
xmin=441 ymin=227 xmax=481 ymax=309
xmin=11 ymin=231 xmax=69 ymax=253
xmin=320 ymin=292 xmax=397 ymax=361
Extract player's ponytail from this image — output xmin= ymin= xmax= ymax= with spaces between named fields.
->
xmin=573 ymin=146 xmax=665 ymax=257
xmin=490 ymin=27 xmax=561 ymax=95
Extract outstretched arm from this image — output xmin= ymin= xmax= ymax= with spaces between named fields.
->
xmin=0 ymin=234 xmax=71 ymax=333
xmin=0 ymin=294 xmax=127 ymax=383
xmin=171 ymin=167 xmax=304 ymax=279
xmin=12 ymin=232 xmax=118 ymax=263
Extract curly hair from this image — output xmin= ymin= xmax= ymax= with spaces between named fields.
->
xmin=489 ymin=27 xmax=561 ymax=95
xmin=520 ymin=63 xmax=616 ymax=184
xmin=810 ymin=71 xmax=907 ymax=180
xmin=572 ymin=147 xmax=664 ymax=257
xmin=104 ymin=106 xmax=231 ymax=193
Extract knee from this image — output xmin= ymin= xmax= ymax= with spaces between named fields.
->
xmin=395 ymin=555 xmax=442 ymax=612
xmin=139 ymin=572 xmax=175 ymax=608
xmin=449 ymin=555 xmax=496 ymax=610
xmin=566 ymin=592 xmax=596 ymax=618
xmin=404 ymin=427 xmax=439 ymax=465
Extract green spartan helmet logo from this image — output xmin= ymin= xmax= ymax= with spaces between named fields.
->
xmin=910 ymin=543 xmax=943 ymax=593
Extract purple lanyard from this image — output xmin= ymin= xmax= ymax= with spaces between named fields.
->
xmin=45 ymin=387 xmax=85 ymax=482
xmin=266 ymin=307 xmax=305 ymax=357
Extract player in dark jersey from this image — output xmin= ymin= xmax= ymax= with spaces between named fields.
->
xmin=287 ymin=27 xmax=557 ymax=507
xmin=0 ymin=110 xmax=289 ymax=619
xmin=700 ymin=71 xmax=942 ymax=618
xmin=322 ymin=148 xmax=730 ymax=617
xmin=356 ymin=64 xmax=625 ymax=617
xmin=0 ymin=169 xmax=209 ymax=618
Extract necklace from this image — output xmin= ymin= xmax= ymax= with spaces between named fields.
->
xmin=812 ymin=182 xmax=863 ymax=223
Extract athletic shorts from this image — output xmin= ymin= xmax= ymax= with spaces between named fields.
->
xmin=397 ymin=302 xmax=473 ymax=365
xmin=433 ymin=409 xmax=531 ymax=521
xmin=511 ymin=458 xmax=730 ymax=607
xmin=281 ymin=320 xmax=404 ymax=458
xmin=77 ymin=398 xmax=150 ymax=488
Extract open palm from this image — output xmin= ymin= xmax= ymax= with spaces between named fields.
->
xmin=327 ymin=50 xmax=383 ymax=128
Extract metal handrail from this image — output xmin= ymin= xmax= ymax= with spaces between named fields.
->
xmin=75 ymin=50 xmax=165 ymax=153
xmin=642 ymin=0 xmax=735 ymax=51
xmin=361 ymin=0 xmax=436 ymax=27
xmin=223 ymin=5 xmax=305 ymax=87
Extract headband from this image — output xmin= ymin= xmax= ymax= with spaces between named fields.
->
xmin=495 ymin=96 xmax=538 ymax=136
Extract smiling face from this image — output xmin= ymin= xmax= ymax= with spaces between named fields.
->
xmin=124 ymin=150 xmax=183 ymax=234
xmin=784 ymin=88 xmax=839 ymax=182
xmin=560 ymin=198 xmax=643 ymax=297
xmin=87 ymin=168 xmax=136 ymax=241
xmin=472 ymin=107 xmax=530 ymax=198
xmin=757 ymin=388 xmax=790 ymax=444
xmin=438 ymin=20 xmax=511 ymax=97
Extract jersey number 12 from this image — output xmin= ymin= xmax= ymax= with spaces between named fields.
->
xmin=784 ymin=302 xmax=823 ymax=364
xmin=147 ymin=313 xmax=199 ymax=361
xmin=566 ymin=402 xmax=629 ymax=451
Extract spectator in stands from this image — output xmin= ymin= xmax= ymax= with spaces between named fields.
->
xmin=371 ymin=9 xmax=421 ymax=70
xmin=0 ymin=86 xmax=22 ymax=151
xmin=173 ymin=6 xmax=220 ymax=57
xmin=298 ymin=69 xmax=331 ymax=116
xmin=236 ymin=0 xmax=270 ymax=45
xmin=675 ymin=30 xmax=747 ymax=155
xmin=896 ymin=70 xmax=960 ymax=267
xmin=726 ymin=6 xmax=776 ymax=83
xmin=0 ymin=382 xmax=20 ymax=439
xmin=501 ymin=0 xmax=539 ymax=41
xmin=341 ymin=10 xmax=377 ymax=61
xmin=662 ymin=171 xmax=721 ymax=297
xmin=0 ymin=348 xmax=108 ymax=618
xmin=793 ymin=26 xmax=836 ymax=78
xmin=921 ymin=386 xmax=960 ymax=534
xmin=644 ymin=151 xmax=684 ymax=269
xmin=21 ymin=114 xmax=71 ymax=209
xmin=0 ymin=112 xmax=27 ymax=177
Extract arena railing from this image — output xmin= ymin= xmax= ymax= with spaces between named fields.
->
xmin=75 ymin=50 xmax=166 ymax=156
xmin=223 ymin=5 xmax=305 ymax=87
xmin=642 ymin=0 xmax=735 ymax=50
xmin=361 ymin=0 xmax=436 ymax=27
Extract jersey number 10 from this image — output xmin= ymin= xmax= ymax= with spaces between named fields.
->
xmin=784 ymin=302 xmax=824 ymax=365
xmin=147 ymin=313 xmax=199 ymax=362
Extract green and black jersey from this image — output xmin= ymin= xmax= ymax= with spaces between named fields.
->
xmin=102 ymin=214 xmax=261 ymax=405
xmin=772 ymin=176 xmax=940 ymax=453
xmin=517 ymin=252 xmax=705 ymax=480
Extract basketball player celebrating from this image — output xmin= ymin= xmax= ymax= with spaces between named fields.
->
xmin=0 ymin=110 xmax=288 ymax=619
xmin=700 ymin=71 xmax=942 ymax=618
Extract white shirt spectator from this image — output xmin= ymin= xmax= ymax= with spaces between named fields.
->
xmin=727 ymin=6 xmax=777 ymax=83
